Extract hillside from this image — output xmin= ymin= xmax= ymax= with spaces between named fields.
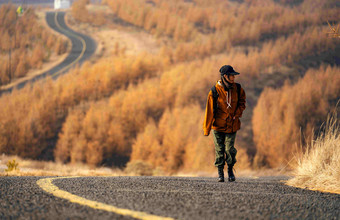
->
xmin=0 ymin=0 xmax=339 ymax=174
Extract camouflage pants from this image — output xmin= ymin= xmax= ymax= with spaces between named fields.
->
xmin=213 ymin=130 xmax=237 ymax=167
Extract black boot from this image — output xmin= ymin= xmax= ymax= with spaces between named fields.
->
xmin=218 ymin=166 xmax=224 ymax=182
xmin=228 ymin=165 xmax=235 ymax=182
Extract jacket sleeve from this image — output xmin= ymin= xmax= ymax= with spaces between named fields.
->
xmin=203 ymin=91 xmax=214 ymax=136
xmin=234 ymin=87 xmax=246 ymax=118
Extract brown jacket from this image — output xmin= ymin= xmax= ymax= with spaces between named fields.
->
xmin=203 ymin=81 xmax=246 ymax=135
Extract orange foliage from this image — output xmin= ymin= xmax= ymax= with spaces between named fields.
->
xmin=131 ymin=105 xmax=250 ymax=173
xmin=56 ymin=106 xmax=126 ymax=166
xmin=71 ymin=0 xmax=91 ymax=23
xmin=0 ymin=53 xmax=164 ymax=161
xmin=71 ymin=0 xmax=107 ymax=26
xmin=55 ymin=77 xmax=167 ymax=166
xmin=30 ymin=44 xmax=45 ymax=69
xmin=104 ymin=0 xmax=196 ymax=41
xmin=131 ymin=105 xmax=205 ymax=172
xmin=54 ymin=37 xmax=67 ymax=55
xmin=252 ymin=66 xmax=340 ymax=168
xmin=103 ymin=0 xmax=335 ymax=45
xmin=100 ymin=0 xmax=339 ymax=66
xmin=54 ymin=108 xmax=87 ymax=164
xmin=171 ymin=24 xmax=337 ymax=66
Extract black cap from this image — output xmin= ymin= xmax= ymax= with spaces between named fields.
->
xmin=219 ymin=65 xmax=240 ymax=76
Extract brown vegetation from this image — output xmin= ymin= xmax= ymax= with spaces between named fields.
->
xmin=71 ymin=0 xmax=107 ymax=26
xmin=253 ymin=66 xmax=340 ymax=168
xmin=0 ymin=53 xmax=164 ymax=162
xmin=103 ymin=0 xmax=335 ymax=42
xmin=98 ymin=0 xmax=339 ymax=68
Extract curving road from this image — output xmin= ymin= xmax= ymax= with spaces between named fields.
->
xmin=0 ymin=176 xmax=339 ymax=219
xmin=0 ymin=11 xmax=96 ymax=95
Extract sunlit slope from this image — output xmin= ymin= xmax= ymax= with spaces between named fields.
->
xmin=0 ymin=0 xmax=339 ymax=174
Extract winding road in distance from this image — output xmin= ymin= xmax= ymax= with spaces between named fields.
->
xmin=0 ymin=176 xmax=339 ymax=219
xmin=0 ymin=11 xmax=96 ymax=95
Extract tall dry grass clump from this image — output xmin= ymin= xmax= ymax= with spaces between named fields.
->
xmin=287 ymin=111 xmax=340 ymax=194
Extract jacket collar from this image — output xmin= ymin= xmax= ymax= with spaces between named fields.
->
xmin=217 ymin=80 xmax=235 ymax=89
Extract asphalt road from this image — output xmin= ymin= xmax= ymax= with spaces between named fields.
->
xmin=0 ymin=11 xmax=96 ymax=95
xmin=0 ymin=176 xmax=339 ymax=219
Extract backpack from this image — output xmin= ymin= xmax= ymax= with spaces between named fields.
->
xmin=211 ymin=83 xmax=241 ymax=117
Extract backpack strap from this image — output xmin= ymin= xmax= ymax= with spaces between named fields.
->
xmin=211 ymin=85 xmax=219 ymax=117
xmin=235 ymin=83 xmax=241 ymax=109
xmin=236 ymin=83 xmax=241 ymax=101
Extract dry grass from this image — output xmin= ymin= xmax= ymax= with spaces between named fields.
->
xmin=124 ymin=160 xmax=156 ymax=176
xmin=286 ymin=112 xmax=340 ymax=194
xmin=0 ymin=154 xmax=289 ymax=178
xmin=0 ymin=154 xmax=123 ymax=177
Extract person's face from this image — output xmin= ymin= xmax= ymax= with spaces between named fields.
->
xmin=224 ymin=74 xmax=235 ymax=83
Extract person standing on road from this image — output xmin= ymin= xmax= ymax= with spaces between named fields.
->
xmin=203 ymin=65 xmax=246 ymax=182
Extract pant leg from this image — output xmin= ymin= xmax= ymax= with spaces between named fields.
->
xmin=213 ymin=130 xmax=226 ymax=167
xmin=224 ymin=132 xmax=237 ymax=166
